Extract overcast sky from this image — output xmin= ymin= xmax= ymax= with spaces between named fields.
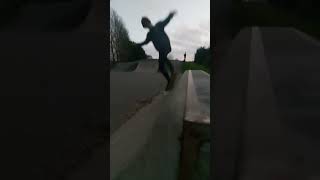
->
xmin=110 ymin=0 xmax=210 ymax=61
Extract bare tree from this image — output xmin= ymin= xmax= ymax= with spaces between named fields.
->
xmin=110 ymin=9 xmax=130 ymax=63
xmin=110 ymin=8 xmax=147 ymax=64
xmin=110 ymin=9 xmax=117 ymax=63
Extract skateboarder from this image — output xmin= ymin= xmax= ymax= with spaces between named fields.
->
xmin=136 ymin=10 xmax=177 ymax=91
xmin=184 ymin=52 xmax=186 ymax=62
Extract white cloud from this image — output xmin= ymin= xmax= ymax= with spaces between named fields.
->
xmin=143 ymin=20 xmax=210 ymax=61
xmin=168 ymin=20 xmax=210 ymax=60
xmin=111 ymin=0 xmax=210 ymax=61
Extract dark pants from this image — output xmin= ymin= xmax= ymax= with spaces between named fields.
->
xmin=158 ymin=51 xmax=174 ymax=83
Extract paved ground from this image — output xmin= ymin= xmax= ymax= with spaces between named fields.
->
xmin=113 ymin=72 xmax=187 ymax=180
xmin=69 ymin=73 xmax=186 ymax=180
xmin=110 ymin=59 xmax=183 ymax=134
xmin=111 ymin=62 xmax=139 ymax=72
xmin=110 ymin=72 xmax=166 ymax=134
xmin=66 ymin=59 xmax=184 ymax=180
xmin=134 ymin=59 xmax=159 ymax=72
xmin=112 ymin=59 xmax=182 ymax=73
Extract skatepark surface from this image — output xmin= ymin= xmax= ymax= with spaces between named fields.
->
xmin=109 ymin=65 xmax=210 ymax=180
xmin=68 ymin=59 xmax=189 ymax=180
xmin=110 ymin=72 xmax=166 ymax=134
xmin=110 ymin=59 xmax=182 ymax=135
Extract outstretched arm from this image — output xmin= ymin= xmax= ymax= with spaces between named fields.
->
xmin=136 ymin=33 xmax=151 ymax=46
xmin=160 ymin=10 xmax=177 ymax=28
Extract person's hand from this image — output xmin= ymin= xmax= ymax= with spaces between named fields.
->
xmin=169 ymin=10 xmax=177 ymax=17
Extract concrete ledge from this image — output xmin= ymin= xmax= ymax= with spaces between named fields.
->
xmin=185 ymin=70 xmax=210 ymax=124
xmin=183 ymin=70 xmax=210 ymax=142
xmin=110 ymin=93 xmax=166 ymax=180
xmin=179 ymin=70 xmax=210 ymax=180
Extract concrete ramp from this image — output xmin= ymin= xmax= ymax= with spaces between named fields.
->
xmin=110 ymin=72 xmax=166 ymax=134
xmin=134 ymin=59 xmax=159 ymax=72
xmin=111 ymin=72 xmax=188 ymax=180
xmin=110 ymin=70 xmax=210 ymax=180
xmin=111 ymin=62 xmax=138 ymax=72
xmin=69 ymin=69 xmax=210 ymax=180
xmin=135 ymin=59 xmax=183 ymax=73
xmin=112 ymin=59 xmax=183 ymax=73
xmin=110 ymin=59 xmax=183 ymax=134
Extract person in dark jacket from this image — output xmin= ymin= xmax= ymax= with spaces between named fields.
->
xmin=136 ymin=10 xmax=177 ymax=90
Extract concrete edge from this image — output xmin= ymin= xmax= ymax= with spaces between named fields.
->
xmin=110 ymin=92 xmax=165 ymax=180
xmin=184 ymin=70 xmax=210 ymax=124
xmin=179 ymin=70 xmax=210 ymax=180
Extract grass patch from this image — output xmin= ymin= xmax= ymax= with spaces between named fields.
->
xmin=182 ymin=62 xmax=210 ymax=74
xmin=232 ymin=2 xmax=320 ymax=40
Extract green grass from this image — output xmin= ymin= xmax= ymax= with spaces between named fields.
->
xmin=182 ymin=62 xmax=210 ymax=74
xmin=232 ymin=2 xmax=320 ymax=40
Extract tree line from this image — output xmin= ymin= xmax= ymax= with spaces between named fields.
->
xmin=110 ymin=9 xmax=147 ymax=65
xmin=194 ymin=46 xmax=211 ymax=68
